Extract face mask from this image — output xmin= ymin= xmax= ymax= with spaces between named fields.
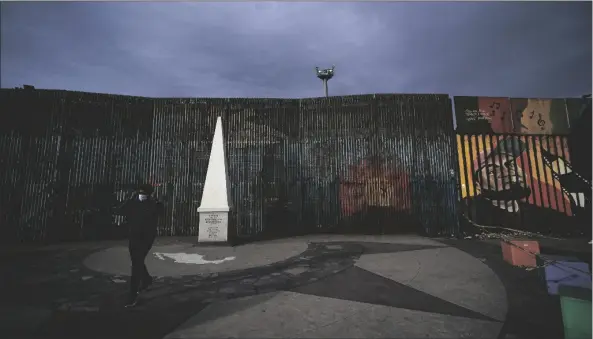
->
xmin=138 ymin=194 xmax=148 ymax=201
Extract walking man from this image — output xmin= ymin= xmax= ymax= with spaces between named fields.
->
xmin=117 ymin=183 xmax=164 ymax=307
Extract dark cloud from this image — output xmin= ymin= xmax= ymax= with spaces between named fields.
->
xmin=1 ymin=2 xmax=590 ymax=98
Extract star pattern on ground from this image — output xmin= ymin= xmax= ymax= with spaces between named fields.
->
xmin=290 ymin=242 xmax=500 ymax=322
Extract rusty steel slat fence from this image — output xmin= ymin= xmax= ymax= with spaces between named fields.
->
xmin=456 ymin=133 xmax=591 ymax=238
xmin=0 ymin=89 xmax=460 ymax=244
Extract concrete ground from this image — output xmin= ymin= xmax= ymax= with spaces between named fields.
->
xmin=0 ymin=235 xmax=588 ymax=339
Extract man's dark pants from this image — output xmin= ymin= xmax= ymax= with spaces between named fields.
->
xmin=128 ymin=233 xmax=156 ymax=299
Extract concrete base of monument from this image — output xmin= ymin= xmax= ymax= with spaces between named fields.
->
xmin=193 ymin=241 xmax=234 ymax=247
xmin=197 ymin=211 xmax=229 ymax=244
xmin=83 ymin=238 xmax=309 ymax=277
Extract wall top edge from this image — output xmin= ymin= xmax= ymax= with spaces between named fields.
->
xmin=0 ymin=88 xmax=449 ymax=101
xmin=455 ymin=131 xmax=571 ymax=137
xmin=2 ymin=88 xmax=586 ymax=101
xmin=452 ymin=95 xmax=585 ymax=100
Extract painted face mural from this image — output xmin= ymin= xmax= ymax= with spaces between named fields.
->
xmin=474 ymin=139 xmax=530 ymax=202
xmin=457 ymin=134 xmax=589 ymax=236
xmin=478 ymin=154 xmax=524 ymax=192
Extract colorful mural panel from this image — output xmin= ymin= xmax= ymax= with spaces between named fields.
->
xmin=510 ymin=98 xmax=569 ymax=135
xmin=455 ymin=96 xmax=571 ymax=135
xmin=454 ymin=96 xmax=513 ymax=133
xmin=457 ymin=134 xmax=590 ymax=236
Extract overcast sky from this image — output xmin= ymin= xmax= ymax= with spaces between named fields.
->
xmin=1 ymin=1 xmax=591 ymax=99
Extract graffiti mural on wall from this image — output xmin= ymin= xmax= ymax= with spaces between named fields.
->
xmin=511 ymin=98 xmax=570 ymax=134
xmin=457 ymin=134 xmax=590 ymax=237
xmin=340 ymin=155 xmax=411 ymax=215
xmin=339 ymin=155 xmax=413 ymax=232
xmin=454 ymin=96 xmax=570 ymax=135
xmin=454 ymin=97 xmax=514 ymax=133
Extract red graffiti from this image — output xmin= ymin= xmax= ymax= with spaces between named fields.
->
xmin=339 ymin=156 xmax=411 ymax=216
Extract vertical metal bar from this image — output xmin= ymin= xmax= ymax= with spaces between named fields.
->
xmin=529 ymin=135 xmax=546 ymax=213
xmin=522 ymin=135 xmax=537 ymax=209
xmin=545 ymin=136 xmax=561 ymax=214
xmin=486 ymin=133 xmax=498 ymax=224
xmin=517 ymin=135 xmax=533 ymax=230
xmin=537 ymin=136 xmax=554 ymax=212
xmin=508 ymin=135 xmax=522 ymax=218
xmin=555 ymin=136 xmax=572 ymax=215
xmin=466 ymin=134 xmax=478 ymax=225
xmin=564 ymin=99 xmax=571 ymax=130
xmin=457 ymin=133 xmax=470 ymax=228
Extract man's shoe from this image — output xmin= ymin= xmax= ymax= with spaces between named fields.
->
xmin=124 ymin=294 xmax=139 ymax=308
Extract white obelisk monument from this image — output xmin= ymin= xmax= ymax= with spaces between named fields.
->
xmin=197 ymin=116 xmax=231 ymax=243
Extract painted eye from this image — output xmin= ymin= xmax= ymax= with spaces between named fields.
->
xmin=485 ymin=165 xmax=498 ymax=174
xmin=503 ymin=161 xmax=515 ymax=168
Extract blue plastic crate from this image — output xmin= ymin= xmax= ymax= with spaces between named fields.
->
xmin=538 ymin=255 xmax=591 ymax=295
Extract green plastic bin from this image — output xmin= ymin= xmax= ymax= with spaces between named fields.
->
xmin=559 ymin=285 xmax=592 ymax=339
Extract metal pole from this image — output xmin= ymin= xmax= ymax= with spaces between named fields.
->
xmin=323 ymin=79 xmax=328 ymax=97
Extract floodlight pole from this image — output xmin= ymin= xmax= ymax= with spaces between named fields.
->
xmin=315 ymin=65 xmax=335 ymax=97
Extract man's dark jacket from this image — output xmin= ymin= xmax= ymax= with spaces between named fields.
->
xmin=118 ymin=197 xmax=164 ymax=238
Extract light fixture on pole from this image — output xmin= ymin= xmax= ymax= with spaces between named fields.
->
xmin=315 ymin=65 xmax=335 ymax=97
